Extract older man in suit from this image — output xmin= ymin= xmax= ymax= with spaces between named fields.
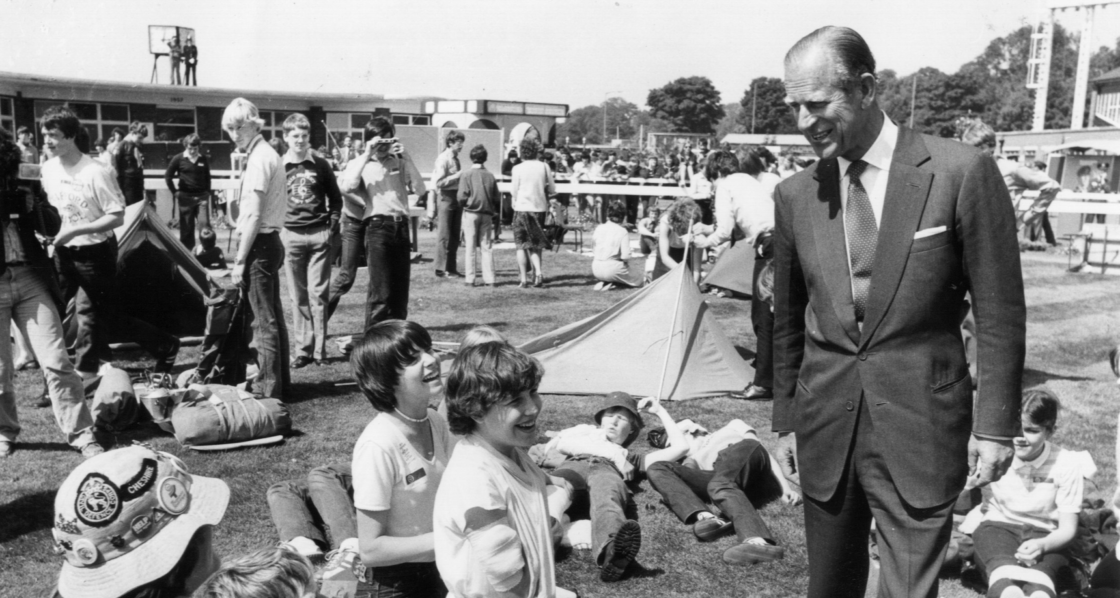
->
xmin=772 ymin=27 xmax=1025 ymax=597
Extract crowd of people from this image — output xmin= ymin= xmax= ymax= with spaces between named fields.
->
xmin=8 ymin=20 xmax=1120 ymax=598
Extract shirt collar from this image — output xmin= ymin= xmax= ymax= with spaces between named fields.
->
xmin=1013 ymin=441 xmax=1051 ymax=471
xmin=472 ymin=164 xmax=483 ymax=169
xmin=837 ymin=112 xmax=898 ymax=178
xmin=283 ymin=150 xmax=314 ymax=166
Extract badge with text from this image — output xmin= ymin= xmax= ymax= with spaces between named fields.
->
xmin=405 ymin=468 xmax=427 ymax=485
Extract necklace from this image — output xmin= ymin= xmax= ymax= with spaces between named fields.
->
xmin=394 ymin=408 xmax=429 ymax=424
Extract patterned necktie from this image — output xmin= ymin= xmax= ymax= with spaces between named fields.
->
xmin=845 ymin=160 xmax=877 ymax=321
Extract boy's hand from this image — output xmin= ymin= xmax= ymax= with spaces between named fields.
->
xmin=637 ymin=397 xmax=664 ymax=415
xmin=782 ymin=490 xmax=802 ymax=506
xmin=1015 ymin=538 xmax=1044 ymax=565
xmin=776 ymin=432 xmax=798 ymax=481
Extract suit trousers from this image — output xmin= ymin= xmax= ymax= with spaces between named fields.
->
xmin=803 ymin=397 xmax=956 ymax=598
xmin=435 ymin=192 xmax=461 ymax=274
xmin=282 ymin=225 xmax=331 ymax=361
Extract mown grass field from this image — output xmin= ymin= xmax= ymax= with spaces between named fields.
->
xmin=1 ymin=229 xmax=1117 ymax=598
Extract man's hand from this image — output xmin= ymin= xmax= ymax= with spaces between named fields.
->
xmin=776 ymin=432 xmax=798 ymax=482
xmin=231 ymin=262 xmax=246 ymax=288
xmin=782 ymin=490 xmax=802 ymax=506
xmin=966 ymin=435 xmax=1014 ymax=488
xmin=52 ymin=229 xmax=75 ymax=247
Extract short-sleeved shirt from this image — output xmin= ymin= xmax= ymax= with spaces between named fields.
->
xmin=352 ymin=410 xmax=451 ymax=559
xmin=41 ymin=155 xmax=125 ymax=247
xmin=238 ymin=135 xmax=287 ymax=234
xmin=982 ymin=442 xmax=1096 ymax=532
xmin=343 ymin=152 xmax=427 ymax=219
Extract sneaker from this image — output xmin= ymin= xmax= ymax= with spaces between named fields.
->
xmin=153 ymin=338 xmax=181 ymax=374
xmin=730 ymin=385 xmax=773 ymax=401
xmin=693 ymin=515 xmax=733 ymax=542
xmin=594 ymin=282 xmax=605 ymax=291
xmin=80 ymin=443 xmax=105 ymax=459
xmin=0 ymin=440 xmax=13 ymax=458
xmin=599 ymin=520 xmax=641 ymax=582
xmin=435 ymin=270 xmax=447 ymax=278
xmin=291 ymin=356 xmax=317 ymax=369
xmin=722 ymin=539 xmax=785 ymax=566
xmin=319 ymin=547 xmax=363 ymax=597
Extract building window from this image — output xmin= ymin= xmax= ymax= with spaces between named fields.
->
xmin=326 ymin=112 xmax=426 ymax=147
xmin=33 ymin=100 xmax=130 ymax=146
xmin=0 ymin=97 xmax=13 ymax=134
xmin=258 ymin=110 xmax=291 ymax=141
xmin=153 ymin=106 xmax=196 ymax=143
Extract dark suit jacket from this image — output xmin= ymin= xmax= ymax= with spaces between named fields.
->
xmin=770 ymin=126 xmax=1026 ymax=509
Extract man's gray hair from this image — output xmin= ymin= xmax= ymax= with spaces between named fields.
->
xmin=785 ymin=26 xmax=877 ymax=92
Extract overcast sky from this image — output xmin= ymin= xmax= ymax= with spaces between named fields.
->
xmin=4 ymin=0 xmax=1120 ymax=109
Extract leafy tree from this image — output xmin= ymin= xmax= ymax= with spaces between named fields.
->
xmin=556 ymin=104 xmax=604 ymax=144
xmin=647 ymin=76 xmax=725 ymax=134
xmin=737 ymin=77 xmax=798 ymax=135
xmin=715 ymin=102 xmax=746 ymax=141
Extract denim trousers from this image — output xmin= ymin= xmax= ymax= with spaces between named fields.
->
xmin=751 ymin=232 xmax=775 ymax=388
xmin=326 ymin=215 xmax=366 ymax=323
xmin=646 ymin=438 xmax=782 ymax=542
xmin=245 ymin=232 xmax=290 ymax=399
xmin=176 ymin=192 xmax=211 ymax=250
xmin=552 ymin=459 xmax=631 ymax=564
xmin=267 ymin=463 xmax=357 ymax=550
xmin=435 ymin=192 xmax=461 ymax=274
xmin=282 ymin=225 xmax=331 ymax=361
xmin=56 ymin=237 xmax=178 ymax=375
xmin=363 ymin=217 xmax=411 ymax=336
xmin=461 ymin=211 xmax=494 ymax=284
xmin=0 ymin=266 xmax=94 ymax=448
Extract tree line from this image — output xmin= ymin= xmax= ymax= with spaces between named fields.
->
xmin=558 ymin=24 xmax=1120 ymax=146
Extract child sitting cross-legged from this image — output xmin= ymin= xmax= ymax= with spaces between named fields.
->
xmin=531 ymin=392 xmax=692 ymax=582
xmin=970 ymin=388 xmax=1097 ymax=598
xmin=435 ymin=342 xmax=578 ymax=598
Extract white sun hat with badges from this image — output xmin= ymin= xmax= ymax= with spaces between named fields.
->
xmin=53 ymin=444 xmax=229 ymax=598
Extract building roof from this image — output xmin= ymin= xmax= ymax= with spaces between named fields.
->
xmin=721 ymin=133 xmax=810 ymax=146
xmin=1092 ymin=66 xmax=1120 ymax=85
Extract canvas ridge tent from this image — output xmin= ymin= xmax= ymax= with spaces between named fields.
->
xmin=702 ymin=239 xmax=755 ymax=297
xmin=520 ymin=260 xmax=753 ymax=401
xmin=110 ymin=202 xmax=210 ymax=339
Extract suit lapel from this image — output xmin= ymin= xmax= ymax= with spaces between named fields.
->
xmin=859 ymin=127 xmax=933 ymax=346
xmin=810 ymin=159 xmax=861 ymax=347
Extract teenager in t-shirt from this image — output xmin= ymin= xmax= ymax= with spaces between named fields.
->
xmin=280 ymin=114 xmax=341 ymax=369
xmin=40 ymin=106 xmax=180 ymax=379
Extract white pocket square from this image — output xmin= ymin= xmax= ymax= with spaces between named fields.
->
xmin=913 ymin=226 xmax=947 ymax=240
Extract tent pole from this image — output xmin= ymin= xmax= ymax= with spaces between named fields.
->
xmin=654 ymin=241 xmax=691 ymax=401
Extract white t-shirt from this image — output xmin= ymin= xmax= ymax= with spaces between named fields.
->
xmin=982 ymin=442 xmax=1096 ymax=532
xmin=351 ymin=410 xmax=451 ymax=560
xmin=41 ymin=155 xmax=125 ymax=247
xmin=592 ymin=221 xmax=631 ymax=262
xmin=434 ymin=434 xmax=556 ymax=598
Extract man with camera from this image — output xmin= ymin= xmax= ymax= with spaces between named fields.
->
xmin=337 ymin=116 xmax=425 ymax=335
xmin=0 ymin=127 xmax=105 ymax=458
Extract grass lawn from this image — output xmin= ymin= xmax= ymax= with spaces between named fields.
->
xmin=2 ymin=230 xmax=1118 ymax=598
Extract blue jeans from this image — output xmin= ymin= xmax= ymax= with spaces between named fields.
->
xmin=56 ymin=238 xmax=178 ymax=375
xmin=363 ymin=216 xmax=411 ymax=335
xmin=327 ymin=215 xmax=366 ymax=323
xmin=646 ymin=438 xmax=782 ymax=542
xmin=245 ymin=232 xmax=290 ymax=399
xmin=552 ymin=459 xmax=632 ymax=564
xmin=267 ymin=463 xmax=357 ymax=550
xmin=363 ymin=562 xmax=446 ymax=598
xmin=0 ymin=266 xmax=94 ymax=448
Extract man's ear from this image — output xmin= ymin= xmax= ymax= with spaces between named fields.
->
xmin=858 ymin=72 xmax=878 ymax=110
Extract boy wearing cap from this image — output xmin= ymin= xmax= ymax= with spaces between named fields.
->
xmin=540 ymin=391 xmax=690 ymax=582
xmin=52 ymin=445 xmax=230 ymax=598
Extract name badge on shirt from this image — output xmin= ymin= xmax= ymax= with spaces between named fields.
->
xmin=1031 ymin=475 xmax=1054 ymax=484
xmin=405 ymin=468 xmax=426 ymax=485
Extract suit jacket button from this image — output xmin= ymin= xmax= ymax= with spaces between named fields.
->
xmin=858 ymin=352 xmax=867 ymax=361
xmin=845 ymin=401 xmax=854 ymax=411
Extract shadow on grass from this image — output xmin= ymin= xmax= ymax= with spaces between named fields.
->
xmin=283 ymin=379 xmax=365 ymax=405
xmin=427 ymin=321 xmax=508 ymax=333
xmin=11 ymin=441 xmax=71 ymax=453
xmin=0 ymin=489 xmax=56 ymax=542
xmin=626 ymin=561 xmax=665 ymax=580
xmin=1022 ymin=367 xmax=1094 ymax=387
xmin=733 ymin=345 xmax=758 ymax=362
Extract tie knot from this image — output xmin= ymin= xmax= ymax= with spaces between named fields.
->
xmin=847 ymin=160 xmax=868 ymax=181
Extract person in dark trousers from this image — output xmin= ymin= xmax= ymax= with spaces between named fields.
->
xmin=222 ymin=97 xmax=290 ymax=400
xmin=113 ymin=121 xmax=147 ymax=206
xmin=280 ymin=113 xmax=341 ymax=368
xmin=39 ymin=106 xmax=180 ymax=380
xmin=183 ymin=36 xmax=198 ymax=86
xmin=164 ymin=133 xmax=212 ymax=249
xmin=433 ymin=130 xmax=464 ymax=277
xmin=337 ymin=116 xmax=426 ymax=336
xmin=167 ymin=35 xmax=182 ymax=85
